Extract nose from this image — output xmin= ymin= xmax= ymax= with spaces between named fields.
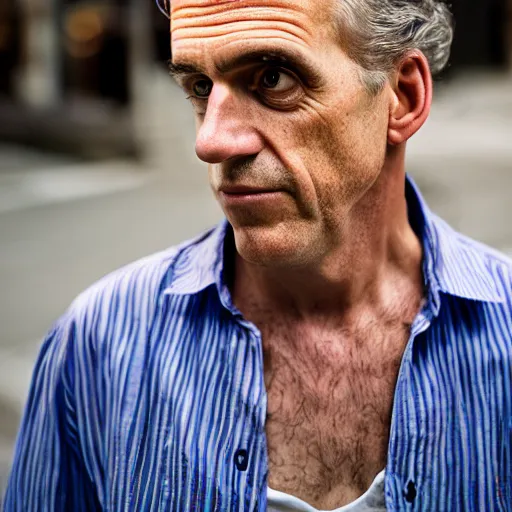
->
xmin=195 ymin=84 xmax=263 ymax=164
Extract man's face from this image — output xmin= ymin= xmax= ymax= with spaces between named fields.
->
xmin=170 ymin=0 xmax=391 ymax=267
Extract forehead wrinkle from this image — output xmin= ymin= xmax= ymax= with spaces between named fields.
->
xmin=171 ymin=0 xmax=311 ymax=16
xmin=171 ymin=2 xmax=315 ymax=42
xmin=172 ymin=10 xmax=313 ymax=41
xmin=172 ymin=24 xmax=312 ymax=49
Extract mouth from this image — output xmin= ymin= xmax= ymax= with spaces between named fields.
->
xmin=218 ymin=186 xmax=287 ymax=206
xmin=220 ymin=186 xmax=281 ymax=196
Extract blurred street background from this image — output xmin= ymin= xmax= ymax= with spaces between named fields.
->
xmin=1 ymin=0 xmax=512 ymax=499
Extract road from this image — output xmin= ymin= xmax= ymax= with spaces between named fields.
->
xmin=0 ymin=69 xmax=511 ymax=495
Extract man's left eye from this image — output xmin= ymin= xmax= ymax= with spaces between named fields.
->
xmin=260 ymin=69 xmax=296 ymax=93
xmin=192 ymin=79 xmax=213 ymax=98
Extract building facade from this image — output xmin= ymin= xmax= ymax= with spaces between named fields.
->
xmin=1 ymin=0 xmax=511 ymax=157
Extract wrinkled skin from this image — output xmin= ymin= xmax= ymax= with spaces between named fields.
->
xmin=169 ymin=0 xmax=430 ymax=508
xmin=170 ymin=0 xmax=395 ymax=272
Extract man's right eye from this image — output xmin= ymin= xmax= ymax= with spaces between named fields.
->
xmin=192 ymin=79 xmax=213 ymax=98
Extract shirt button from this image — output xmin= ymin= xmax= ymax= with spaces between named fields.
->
xmin=404 ymin=480 xmax=417 ymax=503
xmin=234 ymin=449 xmax=249 ymax=471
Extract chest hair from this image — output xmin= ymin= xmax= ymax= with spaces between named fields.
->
xmin=262 ymin=316 xmax=411 ymax=508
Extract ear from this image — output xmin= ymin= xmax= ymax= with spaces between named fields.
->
xmin=387 ymin=52 xmax=432 ymax=146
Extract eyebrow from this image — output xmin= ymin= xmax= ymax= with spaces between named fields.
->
xmin=168 ymin=49 xmax=323 ymax=88
xmin=167 ymin=61 xmax=202 ymax=80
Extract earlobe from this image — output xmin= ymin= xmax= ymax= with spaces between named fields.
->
xmin=387 ymin=52 xmax=432 ymax=146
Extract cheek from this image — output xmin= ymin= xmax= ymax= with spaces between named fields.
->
xmin=292 ymin=102 xmax=388 ymax=207
xmin=208 ymin=164 xmax=220 ymax=192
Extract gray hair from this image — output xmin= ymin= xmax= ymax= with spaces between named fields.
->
xmin=156 ymin=0 xmax=454 ymax=94
xmin=334 ymin=0 xmax=455 ymax=94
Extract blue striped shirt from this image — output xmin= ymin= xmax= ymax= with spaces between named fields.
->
xmin=4 ymin=176 xmax=512 ymax=511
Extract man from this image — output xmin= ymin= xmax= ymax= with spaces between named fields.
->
xmin=4 ymin=0 xmax=512 ymax=510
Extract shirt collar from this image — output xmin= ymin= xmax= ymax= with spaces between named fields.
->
xmin=163 ymin=176 xmax=504 ymax=305
xmin=406 ymin=175 xmax=504 ymax=304
xmin=162 ymin=220 xmax=235 ymax=308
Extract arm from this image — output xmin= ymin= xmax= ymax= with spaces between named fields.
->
xmin=3 ymin=318 xmax=101 ymax=512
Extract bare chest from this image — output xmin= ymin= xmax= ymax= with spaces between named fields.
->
xmin=263 ymin=324 xmax=409 ymax=510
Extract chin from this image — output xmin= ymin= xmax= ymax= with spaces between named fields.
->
xmin=231 ymin=224 xmax=313 ymax=268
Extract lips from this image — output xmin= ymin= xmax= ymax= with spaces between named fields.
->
xmin=219 ymin=186 xmax=279 ymax=195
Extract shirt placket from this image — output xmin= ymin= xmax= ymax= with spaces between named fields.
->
xmin=386 ymin=301 xmax=436 ymax=510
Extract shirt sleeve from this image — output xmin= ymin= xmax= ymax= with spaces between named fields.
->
xmin=3 ymin=316 xmax=102 ymax=512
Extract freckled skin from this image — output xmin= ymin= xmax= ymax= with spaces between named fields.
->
xmin=171 ymin=0 xmax=390 ymax=268
xmin=170 ymin=0 xmax=429 ymax=508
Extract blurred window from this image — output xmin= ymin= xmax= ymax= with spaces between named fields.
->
xmin=0 ymin=0 xmax=23 ymax=98
xmin=61 ymin=1 xmax=129 ymax=105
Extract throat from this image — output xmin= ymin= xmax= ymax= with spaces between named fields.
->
xmin=232 ymin=240 xmax=424 ymax=325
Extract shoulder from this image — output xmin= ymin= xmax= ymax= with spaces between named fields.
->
xmin=460 ymin=236 xmax=512 ymax=278
xmin=52 ymin=226 xmax=221 ymax=354
xmin=452 ymin=230 xmax=512 ymax=299
xmin=430 ymin=213 xmax=512 ymax=303
xmin=69 ymin=246 xmax=180 ymax=324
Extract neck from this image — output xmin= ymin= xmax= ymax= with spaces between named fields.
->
xmin=232 ymin=152 xmax=424 ymax=322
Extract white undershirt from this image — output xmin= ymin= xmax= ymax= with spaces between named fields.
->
xmin=267 ymin=470 xmax=387 ymax=512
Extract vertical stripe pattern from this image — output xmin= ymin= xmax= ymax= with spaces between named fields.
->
xmin=4 ymin=176 xmax=512 ymax=511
